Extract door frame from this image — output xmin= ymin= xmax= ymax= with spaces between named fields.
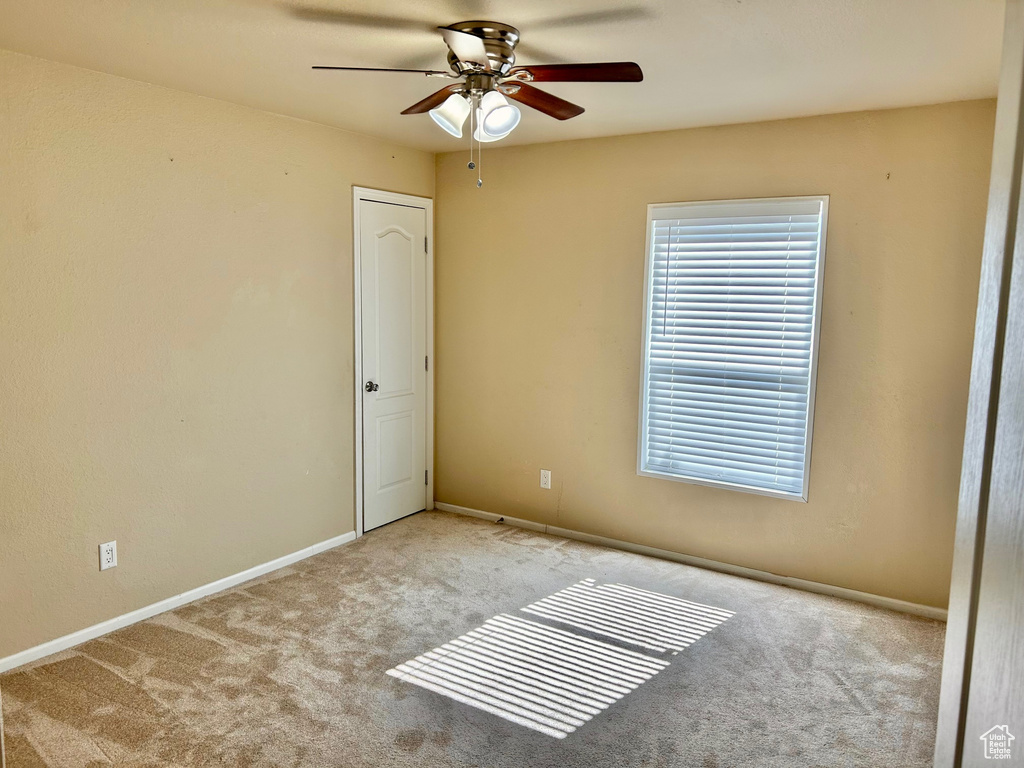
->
xmin=352 ymin=186 xmax=434 ymax=538
xmin=934 ymin=1 xmax=1024 ymax=763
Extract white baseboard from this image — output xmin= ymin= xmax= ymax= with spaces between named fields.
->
xmin=434 ymin=502 xmax=947 ymax=622
xmin=0 ymin=531 xmax=356 ymax=674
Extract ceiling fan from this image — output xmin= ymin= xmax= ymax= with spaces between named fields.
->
xmin=312 ymin=21 xmax=643 ymax=144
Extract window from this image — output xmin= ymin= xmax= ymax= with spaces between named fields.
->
xmin=638 ymin=196 xmax=828 ymax=501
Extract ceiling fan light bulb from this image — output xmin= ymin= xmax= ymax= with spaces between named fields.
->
xmin=429 ymin=93 xmax=471 ymax=138
xmin=478 ymin=91 xmax=521 ymax=138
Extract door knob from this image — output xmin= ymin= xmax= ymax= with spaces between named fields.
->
xmin=365 ymin=380 xmax=379 ymax=392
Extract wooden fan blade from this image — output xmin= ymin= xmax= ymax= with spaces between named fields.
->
xmin=440 ymin=27 xmax=491 ymax=70
xmin=509 ymin=62 xmax=643 ymax=82
xmin=501 ymin=82 xmax=584 ymax=120
xmin=400 ymin=85 xmax=463 ymax=115
xmin=313 ymin=66 xmax=451 ymax=75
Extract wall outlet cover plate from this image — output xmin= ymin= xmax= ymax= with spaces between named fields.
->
xmin=99 ymin=541 xmax=117 ymax=571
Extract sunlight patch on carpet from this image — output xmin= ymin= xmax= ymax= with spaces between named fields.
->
xmin=522 ymin=579 xmax=735 ymax=653
xmin=386 ymin=613 xmax=669 ymax=738
xmin=387 ymin=581 xmax=734 ymax=738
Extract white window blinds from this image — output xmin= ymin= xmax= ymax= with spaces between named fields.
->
xmin=638 ymin=196 xmax=828 ymax=500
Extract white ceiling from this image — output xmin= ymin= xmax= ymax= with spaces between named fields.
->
xmin=0 ymin=0 xmax=1005 ymax=152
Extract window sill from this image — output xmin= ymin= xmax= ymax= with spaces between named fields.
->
xmin=636 ymin=466 xmax=809 ymax=502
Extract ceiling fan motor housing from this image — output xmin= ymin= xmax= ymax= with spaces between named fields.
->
xmin=446 ymin=20 xmax=521 ymax=76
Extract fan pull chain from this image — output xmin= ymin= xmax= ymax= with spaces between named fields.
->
xmin=465 ymin=93 xmax=483 ymax=188
xmin=476 ymin=129 xmax=483 ymax=188
xmin=467 ymin=94 xmax=476 ymax=175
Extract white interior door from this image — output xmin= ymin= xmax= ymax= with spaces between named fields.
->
xmin=360 ymin=199 xmax=428 ymax=531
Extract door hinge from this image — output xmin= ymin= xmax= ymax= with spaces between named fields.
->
xmin=425 ymin=470 xmax=429 ymax=485
xmin=424 ymin=236 xmax=428 ymax=253
xmin=425 ymin=355 xmax=429 ymax=371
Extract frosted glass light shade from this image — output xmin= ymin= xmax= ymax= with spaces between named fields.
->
xmin=429 ymin=93 xmax=471 ymax=138
xmin=477 ymin=91 xmax=521 ymax=139
xmin=473 ymin=116 xmax=504 ymax=142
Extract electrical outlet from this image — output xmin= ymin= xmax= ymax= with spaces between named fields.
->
xmin=99 ymin=541 xmax=117 ymax=571
xmin=540 ymin=469 xmax=552 ymax=490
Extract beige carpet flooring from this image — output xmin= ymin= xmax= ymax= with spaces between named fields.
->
xmin=0 ymin=511 xmax=944 ymax=767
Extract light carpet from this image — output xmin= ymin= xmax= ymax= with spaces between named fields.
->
xmin=0 ymin=511 xmax=944 ymax=767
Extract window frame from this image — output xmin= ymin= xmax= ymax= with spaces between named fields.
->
xmin=636 ymin=195 xmax=829 ymax=502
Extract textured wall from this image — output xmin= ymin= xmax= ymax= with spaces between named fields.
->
xmin=0 ymin=49 xmax=433 ymax=658
xmin=434 ymin=100 xmax=995 ymax=609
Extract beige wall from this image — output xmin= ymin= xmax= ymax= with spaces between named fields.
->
xmin=0 ymin=46 xmax=995 ymax=661
xmin=434 ymin=100 xmax=995 ymax=609
xmin=0 ymin=49 xmax=433 ymax=658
